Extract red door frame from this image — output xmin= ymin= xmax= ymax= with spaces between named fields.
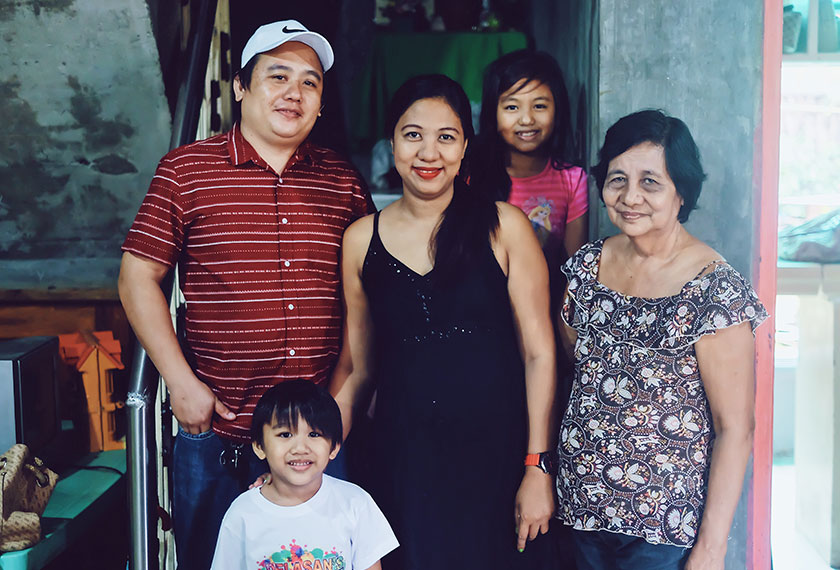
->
xmin=748 ymin=2 xmax=781 ymax=569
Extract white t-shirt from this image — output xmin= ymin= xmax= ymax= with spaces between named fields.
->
xmin=211 ymin=475 xmax=398 ymax=570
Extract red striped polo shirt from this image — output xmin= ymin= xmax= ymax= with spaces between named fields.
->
xmin=122 ymin=124 xmax=374 ymax=441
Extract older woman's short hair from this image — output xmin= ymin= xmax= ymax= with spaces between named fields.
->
xmin=593 ymin=110 xmax=706 ymax=223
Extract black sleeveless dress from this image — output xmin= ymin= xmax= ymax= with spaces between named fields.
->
xmin=362 ymin=211 xmax=552 ymax=569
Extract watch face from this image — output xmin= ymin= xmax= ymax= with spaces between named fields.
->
xmin=540 ymin=452 xmax=557 ymax=474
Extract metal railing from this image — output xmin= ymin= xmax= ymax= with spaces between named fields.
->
xmin=126 ymin=1 xmax=217 ymax=568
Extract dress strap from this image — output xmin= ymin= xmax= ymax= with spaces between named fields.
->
xmin=692 ymin=259 xmax=725 ymax=280
xmin=371 ymin=210 xmax=383 ymax=248
xmin=365 ymin=210 xmax=386 ymax=259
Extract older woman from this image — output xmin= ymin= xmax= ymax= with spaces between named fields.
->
xmin=556 ymin=110 xmax=767 ymax=570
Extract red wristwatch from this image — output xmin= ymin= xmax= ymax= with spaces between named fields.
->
xmin=525 ymin=451 xmax=557 ymax=474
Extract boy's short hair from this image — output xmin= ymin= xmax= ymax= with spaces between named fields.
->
xmin=250 ymin=379 xmax=343 ymax=449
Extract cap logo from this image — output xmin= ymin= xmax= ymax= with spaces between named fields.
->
xmin=241 ymin=21 xmax=334 ymax=71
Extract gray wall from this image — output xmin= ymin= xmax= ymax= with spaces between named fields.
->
xmin=0 ymin=0 xmax=171 ymax=289
xmin=597 ymin=0 xmax=764 ymax=278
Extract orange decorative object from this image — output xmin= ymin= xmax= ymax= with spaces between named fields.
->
xmin=58 ymin=331 xmax=126 ymax=452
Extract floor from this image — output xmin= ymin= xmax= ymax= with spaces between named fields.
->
xmin=771 ymin=462 xmax=834 ymax=569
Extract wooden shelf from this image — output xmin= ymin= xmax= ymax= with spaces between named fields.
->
xmin=0 ymin=288 xmax=118 ymax=302
xmin=782 ymin=52 xmax=840 ymax=61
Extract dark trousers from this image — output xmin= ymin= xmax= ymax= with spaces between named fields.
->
xmin=571 ymin=529 xmax=690 ymax=570
xmin=171 ymin=428 xmax=266 ymax=570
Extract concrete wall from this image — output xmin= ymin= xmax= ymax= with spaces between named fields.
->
xmin=0 ymin=0 xmax=171 ymax=289
xmin=597 ymin=1 xmax=764 ymax=278
xmin=597 ymin=2 xmax=766 ymax=567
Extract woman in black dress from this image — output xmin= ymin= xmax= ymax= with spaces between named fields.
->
xmin=331 ymin=75 xmax=557 ymax=569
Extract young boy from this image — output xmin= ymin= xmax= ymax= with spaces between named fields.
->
xmin=210 ymin=380 xmax=398 ymax=570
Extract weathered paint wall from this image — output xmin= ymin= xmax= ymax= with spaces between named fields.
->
xmin=597 ymin=1 xmax=763 ymax=279
xmin=596 ymin=2 xmax=765 ymax=568
xmin=0 ymin=0 xmax=170 ymax=289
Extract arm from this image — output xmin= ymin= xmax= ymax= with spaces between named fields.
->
xmin=497 ymin=203 xmax=557 ymax=551
xmin=557 ymin=283 xmax=578 ymax=361
xmin=562 ymin=167 xmax=589 ymax=259
xmin=685 ymin=321 xmax=756 ymax=570
xmin=118 ymin=251 xmax=234 ymax=433
xmin=330 ymin=216 xmax=376 ymax=440
xmin=562 ymin=215 xmax=588 ymax=260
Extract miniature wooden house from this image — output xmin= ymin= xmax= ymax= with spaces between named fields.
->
xmin=58 ymin=331 xmax=125 ymax=452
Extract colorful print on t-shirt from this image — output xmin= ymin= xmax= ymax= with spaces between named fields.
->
xmin=523 ymin=196 xmax=555 ymax=246
xmin=507 ymin=163 xmax=589 ymax=246
xmin=258 ymin=539 xmax=346 ymax=570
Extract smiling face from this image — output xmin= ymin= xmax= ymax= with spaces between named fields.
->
xmin=602 ymin=141 xmax=685 ymax=238
xmin=391 ymin=97 xmax=468 ymax=201
xmin=252 ymin=413 xmax=339 ymax=505
xmin=496 ymin=79 xmax=555 ymax=156
xmin=234 ymin=41 xmax=323 ymax=151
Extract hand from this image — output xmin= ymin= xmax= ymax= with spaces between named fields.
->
xmin=514 ymin=467 xmax=555 ymax=552
xmin=170 ymin=375 xmax=235 ymax=433
xmin=683 ymin=541 xmax=725 ymax=570
xmin=249 ymin=472 xmax=271 ymax=490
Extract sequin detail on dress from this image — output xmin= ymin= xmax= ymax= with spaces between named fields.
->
xmin=359 ymin=211 xmax=548 ymax=568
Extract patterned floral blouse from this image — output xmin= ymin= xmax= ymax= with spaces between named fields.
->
xmin=556 ymin=240 xmax=768 ymax=547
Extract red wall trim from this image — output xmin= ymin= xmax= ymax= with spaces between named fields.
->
xmin=749 ymin=2 xmax=781 ymax=569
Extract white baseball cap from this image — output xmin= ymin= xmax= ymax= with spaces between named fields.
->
xmin=240 ymin=20 xmax=334 ymax=72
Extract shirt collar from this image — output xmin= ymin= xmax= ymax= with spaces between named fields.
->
xmin=227 ymin=123 xmax=315 ymax=169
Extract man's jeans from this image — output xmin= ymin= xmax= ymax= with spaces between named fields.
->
xmin=572 ymin=529 xmax=690 ymax=570
xmin=172 ymin=428 xmax=266 ymax=570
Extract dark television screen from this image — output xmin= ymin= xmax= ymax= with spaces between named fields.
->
xmin=0 ymin=336 xmax=59 ymax=460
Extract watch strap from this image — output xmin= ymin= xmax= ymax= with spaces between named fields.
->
xmin=524 ymin=453 xmax=542 ymax=467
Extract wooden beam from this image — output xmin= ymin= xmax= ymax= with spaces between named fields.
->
xmin=749 ymin=1 xmax=782 ymax=568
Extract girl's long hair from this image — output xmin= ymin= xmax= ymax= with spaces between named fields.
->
xmin=386 ymin=75 xmax=499 ymax=283
xmin=471 ymin=49 xmax=576 ymax=201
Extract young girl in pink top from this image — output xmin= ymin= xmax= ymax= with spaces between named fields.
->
xmin=473 ymin=49 xmax=589 ymax=271
xmin=473 ymin=52 xmax=588 ymax=568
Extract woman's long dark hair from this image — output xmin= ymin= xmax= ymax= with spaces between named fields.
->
xmin=471 ymin=49 xmax=576 ymax=201
xmin=386 ymin=74 xmax=499 ymax=283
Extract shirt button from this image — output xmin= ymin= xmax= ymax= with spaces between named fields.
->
xmin=288 ymin=303 xmax=295 ymax=310
xmin=281 ymin=217 xmax=288 ymax=224
xmin=289 ymin=349 xmax=296 ymax=356
xmin=278 ymin=178 xmax=283 ymax=184
xmin=284 ymin=260 xmax=291 ymax=267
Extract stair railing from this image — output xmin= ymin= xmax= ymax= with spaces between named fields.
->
xmin=126 ymin=1 xmax=218 ymax=568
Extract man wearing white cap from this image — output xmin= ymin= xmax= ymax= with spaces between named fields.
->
xmin=118 ymin=20 xmax=373 ymax=569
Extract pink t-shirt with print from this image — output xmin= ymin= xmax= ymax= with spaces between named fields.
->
xmin=507 ymin=162 xmax=588 ymax=248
